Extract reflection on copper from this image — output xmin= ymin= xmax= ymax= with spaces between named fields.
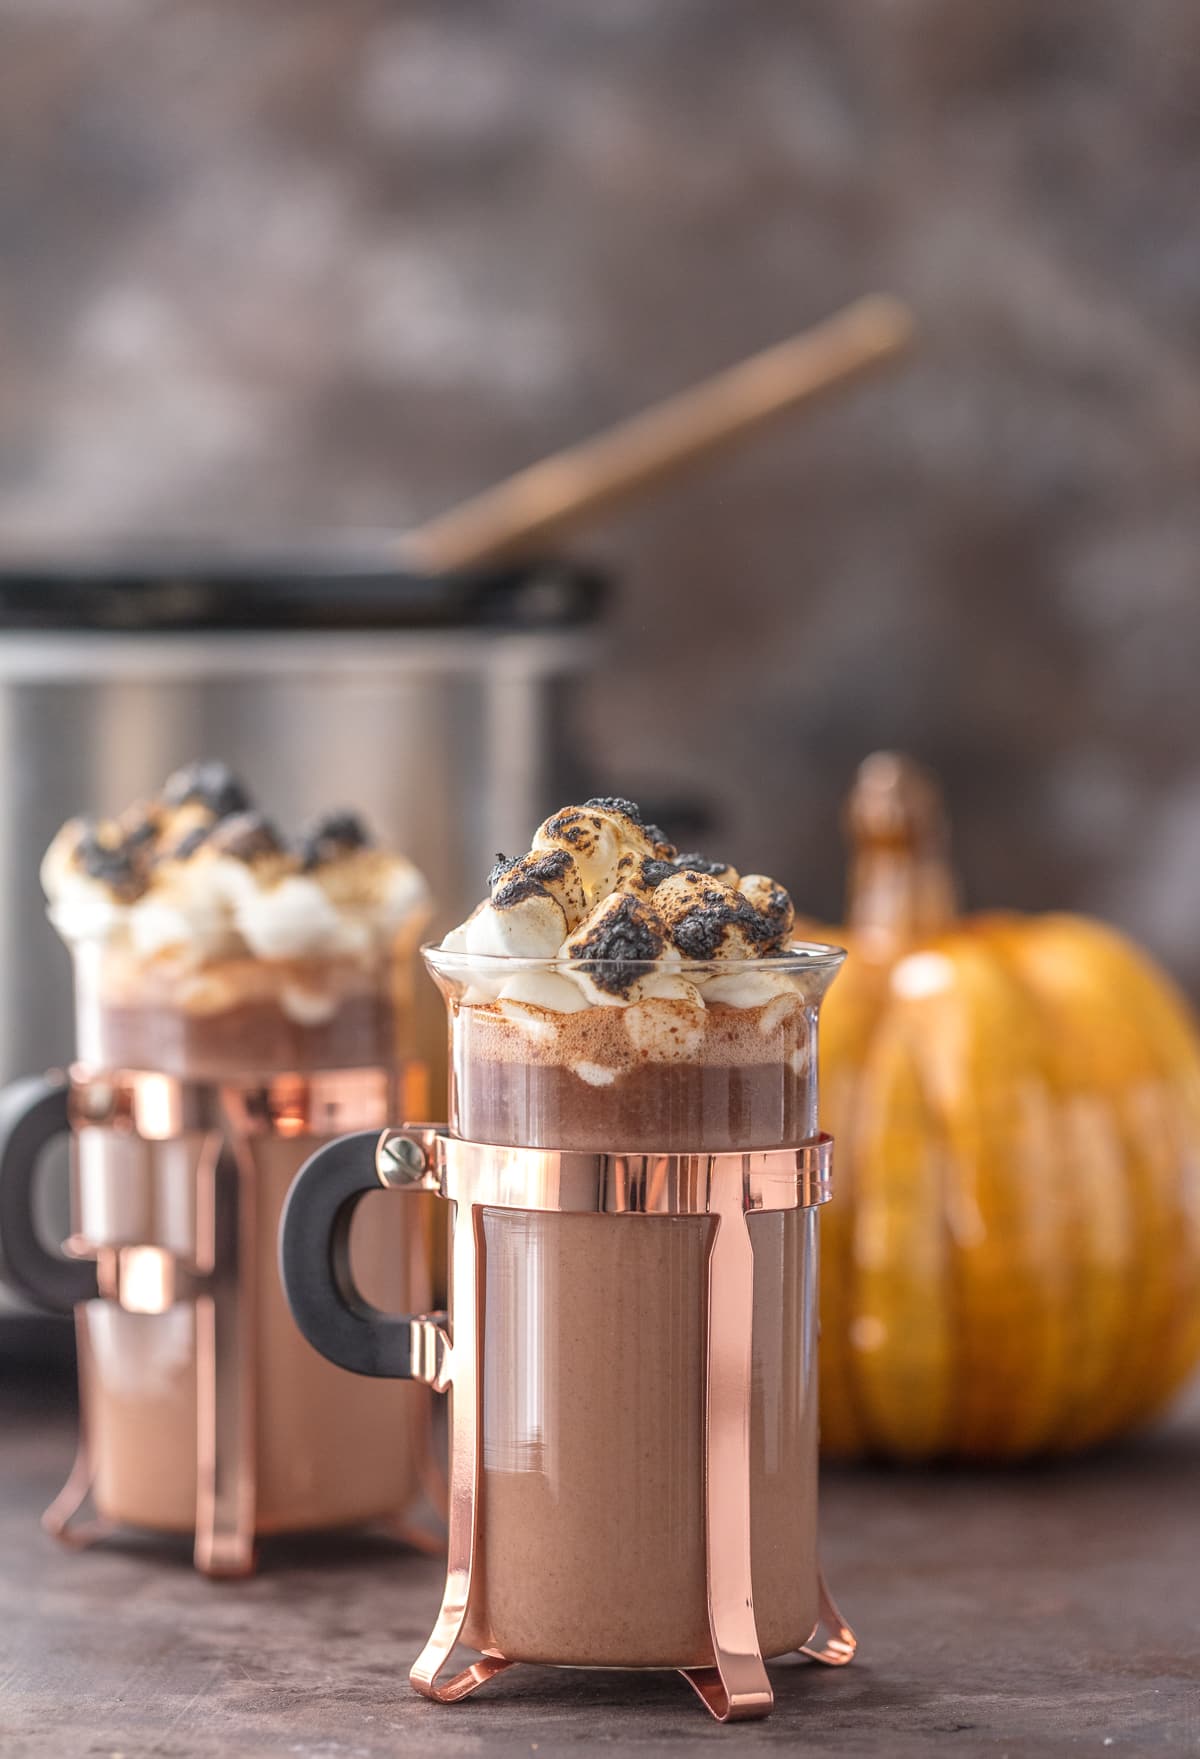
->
xmin=192 ymin=1129 xmax=258 ymax=1578
xmin=374 ymin=1130 xmax=835 ymax=1215
xmin=380 ymin=1126 xmax=855 ymax=1723
xmin=48 ymin=1062 xmax=434 ymax=1579
xmin=41 ymin=1314 xmax=116 ymax=1551
xmin=409 ymin=1199 xmax=495 ymax=1703
xmin=680 ymin=1164 xmax=772 ymax=1720
xmin=105 ymin=1245 xmax=178 ymax=1314
xmin=800 ymin=1570 xmax=858 ymax=1667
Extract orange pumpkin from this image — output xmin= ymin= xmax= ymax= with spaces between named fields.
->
xmin=808 ymin=752 xmax=1200 ymax=1459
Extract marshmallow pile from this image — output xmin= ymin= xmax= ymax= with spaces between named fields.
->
xmin=42 ymin=762 xmax=429 ymax=967
xmin=441 ymin=797 xmax=800 ymax=1011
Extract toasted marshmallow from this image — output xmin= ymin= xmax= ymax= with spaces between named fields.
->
xmin=490 ymin=848 xmax=588 ymax=932
xmin=581 ymin=796 xmax=676 ymax=861
xmin=116 ymin=800 xmax=164 ymax=855
xmin=297 ymin=808 xmax=372 ymax=871
xmin=758 ymin=990 xmax=804 ymax=1037
xmin=737 ymin=875 xmax=795 ymax=950
xmin=624 ymin=981 xmax=708 ymax=1060
xmin=653 ymin=871 xmax=774 ymax=961
xmin=573 ymin=1060 xmax=618 ymax=1086
xmin=176 ymin=968 xmax=248 ymax=1016
xmin=441 ymin=795 xmax=800 ymax=1011
xmin=233 ymin=874 xmax=346 ymax=961
xmin=438 ymin=912 xmax=502 ymax=1000
xmin=563 ymin=892 xmax=674 ymax=1004
xmin=380 ymin=859 xmax=430 ymax=931
xmin=40 ymin=818 xmax=92 ymax=903
xmin=440 ymin=919 xmax=471 ymax=954
xmin=304 ymin=848 xmax=380 ymax=910
xmin=638 ymin=971 xmax=706 ymax=1003
xmin=206 ymin=811 xmax=291 ymax=875
xmin=701 ymin=968 xmax=800 ymax=1008
xmin=41 ymin=819 xmax=141 ymax=945
xmin=299 ymin=808 xmax=421 ymax=941
xmin=449 ymin=846 xmax=587 ymax=961
xmin=614 ymin=847 xmax=742 ymax=900
xmin=673 ymin=852 xmax=740 ymax=887
xmin=153 ymin=802 xmax=218 ymax=863
xmin=309 ymin=844 xmax=429 ymax=941
xmin=41 ymin=818 xmax=136 ymax=898
xmin=612 ymin=848 xmax=676 ymax=900
xmin=129 ymin=863 xmax=233 ymax=963
xmin=495 ymin=1001 xmax=560 ymax=1043
xmin=47 ymin=879 xmax=129 ymax=945
xmin=162 ymin=760 xmax=252 ymax=821
xmin=532 ymin=807 xmax=623 ymax=900
xmin=466 ymin=896 xmax=567 ymax=960
xmin=497 ymin=970 xmax=589 ymax=1013
xmin=281 ymin=984 xmax=340 ymax=1026
xmin=42 ymin=763 xmax=429 ymax=988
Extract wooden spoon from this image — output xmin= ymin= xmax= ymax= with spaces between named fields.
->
xmin=403 ymin=293 xmax=914 ymax=574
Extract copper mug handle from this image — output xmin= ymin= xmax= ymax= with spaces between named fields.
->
xmin=279 ymin=1129 xmax=447 ymax=1383
xmin=0 ymin=1072 xmax=99 ymax=1312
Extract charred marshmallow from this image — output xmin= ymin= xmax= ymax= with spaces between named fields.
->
xmin=441 ymin=796 xmax=798 ymax=1012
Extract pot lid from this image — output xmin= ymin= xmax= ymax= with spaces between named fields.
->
xmin=0 ymin=546 xmax=606 ymax=632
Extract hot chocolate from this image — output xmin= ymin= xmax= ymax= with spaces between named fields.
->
xmin=41 ymin=764 xmax=432 ymax=1546
xmin=425 ymin=797 xmax=842 ymax=1665
xmin=433 ymin=795 xmax=827 ymax=1153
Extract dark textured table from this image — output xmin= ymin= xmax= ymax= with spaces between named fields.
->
xmin=2 ymin=1365 xmax=1197 ymax=1759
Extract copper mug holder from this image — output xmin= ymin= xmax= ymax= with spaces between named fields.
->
xmin=280 ymin=1124 xmax=855 ymax=1722
xmin=0 ymin=1064 xmax=441 ymax=1577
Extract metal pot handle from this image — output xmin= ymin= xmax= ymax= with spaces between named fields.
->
xmin=279 ymin=1129 xmax=446 ymax=1383
xmin=0 ymin=1073 xmax=98 ymax=1311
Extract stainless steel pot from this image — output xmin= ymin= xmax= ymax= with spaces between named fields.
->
xmin=0 ymin=549 xmax=604 ymax=1339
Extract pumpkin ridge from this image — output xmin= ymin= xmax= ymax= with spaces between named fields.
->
xmin=973 ymin=916 xmax=1122 ymax=1453
xmin=1040 ymin=918 xmax=1200 ymax=1434
xmin=901 ymin=930 xmax=1073 ymax=1457
xmin=997 ymin=915 xmax=1199 ymax=1445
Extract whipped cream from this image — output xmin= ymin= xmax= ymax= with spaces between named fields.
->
xmin=43 ymin=763 xmax=430 ymax=1008
xmin=439 ymin=796 xmax=798 ymax=1012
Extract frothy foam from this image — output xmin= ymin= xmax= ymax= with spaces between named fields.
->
xmin=455 ymin=986 xmax=815 ymax=1077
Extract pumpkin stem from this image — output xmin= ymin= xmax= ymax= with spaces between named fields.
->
xmin=844 ymin=752 xmax=957 ymax=947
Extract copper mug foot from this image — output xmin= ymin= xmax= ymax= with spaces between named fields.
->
xmin=405 ymin=1568 xmax=854 ymax=1723
xmin=799 ymin=1570 xmax=858 ymax=1668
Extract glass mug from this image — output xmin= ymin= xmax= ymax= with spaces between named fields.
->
xmin=280 ymin=945 xmax=855 ymax=1720
xmin=0 ymin=937 xmax=438 ymax=1576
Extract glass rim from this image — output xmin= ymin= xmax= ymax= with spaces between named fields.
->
xmin=421 ymin=937 xmax=847 ymax=979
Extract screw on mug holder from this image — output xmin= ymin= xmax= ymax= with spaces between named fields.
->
xmin=359 ymin=1127 xmax=856 ymax=1723
xmin=42 ymin=1064 xmax=436 ymax=1577
xmin=377 ymin=1131 xmax=435 ymax=1188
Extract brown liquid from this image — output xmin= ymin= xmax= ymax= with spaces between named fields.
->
xmin=76 ymin=997 xmax=432 ymax=1539
xmin=462 ymin=1206 xmax=818 ymax=1667
xmin=449 ymin=993 xmax=817 ymax=1151
xmin=449 ymin=999 xmax=821 ymax=1668
xmin=456 ymin=1057 xmax=811 ymax=1152
xmin=84 ymin=993 xmax=396 ymax=1080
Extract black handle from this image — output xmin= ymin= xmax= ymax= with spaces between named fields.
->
xmin=279 ymin=1130 xmax=429 ymax=1379
xmin=0 ymin=1074 xmax=99 ymax=1312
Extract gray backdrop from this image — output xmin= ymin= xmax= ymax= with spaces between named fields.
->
xmin=3 ymin=1 xmax=1199 ymax=986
